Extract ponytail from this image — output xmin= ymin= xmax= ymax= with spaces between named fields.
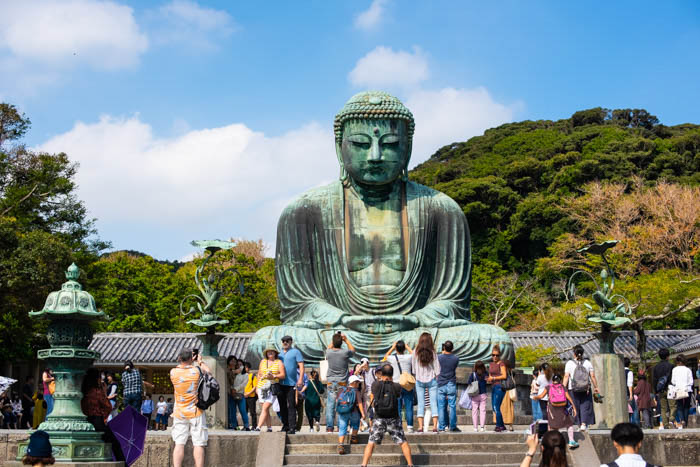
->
xmin=540 ymin=430 xmax=569 ymax=467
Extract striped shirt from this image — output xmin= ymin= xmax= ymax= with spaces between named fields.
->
xmin=257 ymin=359 xmax=282 ymax=388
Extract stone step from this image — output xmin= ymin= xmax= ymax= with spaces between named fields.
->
xmin=286 ymin=441 xmax=525 ymax=454
xmin=287 ymin=432 xmax=528 ymax=444
xmin=285 ymin=464 xmax=529 ymax=467
xmin=283 ymin=452 xmax=529 ymax=465
xmin=265 ymin=413 xmax=533 ymax=426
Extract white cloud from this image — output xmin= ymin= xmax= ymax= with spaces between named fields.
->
xmin=349 ymin=46 xmax=428 ymax=89
xmin=37 ymin=115 xmax=337 ymax=252
xmin=354 ymin=0 xmax=388 ymax=30
xmin=349 ymin=46 xmax=520 ymax=166
xmin=406 ymin=87 xmax=521 ymax=166
xmin=152 ymin=0 xmax=235 ymax=50
xmin=0 ymin=0 xmax=148 ymax=70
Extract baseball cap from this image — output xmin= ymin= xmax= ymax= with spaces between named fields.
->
xmin=348 ymin=375 xmax=362 ymax=384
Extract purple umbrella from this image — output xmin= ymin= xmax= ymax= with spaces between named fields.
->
xmin=107 ymin=405 xmax=148 ymax=466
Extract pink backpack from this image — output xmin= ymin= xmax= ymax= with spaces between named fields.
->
xmin=549 ymin=383 xmax=567 ymax=406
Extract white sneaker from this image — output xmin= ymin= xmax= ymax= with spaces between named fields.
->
xmin=658 ymin=425 xmax=665 ymax=430
xmin=479 ymin=426 xmax=485 ymax=432
xmin=473 ymin=427 xmax=478 ymax=432
xmin=580 ymin=424 xmax=587 ymax=431
xmin=314 ymin=421 xmax=320 ymax=432
xmin=407 ymin=426 xmax=414 ymax=433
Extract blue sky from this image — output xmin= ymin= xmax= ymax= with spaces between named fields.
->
xmin=1 ymin=1 xmax=699 ymax=260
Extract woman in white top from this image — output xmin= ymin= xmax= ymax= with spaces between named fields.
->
xmin=670 ymin=354 xmax=693 ymax=428
xmin=412 ymin=332 xmax=440 ymax=433
xmin=532 ymin=362 xmax=553 ymax=436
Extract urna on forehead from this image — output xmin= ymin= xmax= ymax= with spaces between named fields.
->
xmin=334 ymin=91 xmax=415 ymax=142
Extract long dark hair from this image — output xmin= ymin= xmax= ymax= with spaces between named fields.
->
xmin=415 ymin=332 xmax=435 ymax=367
xmin=81 ymin=368 xmax=101 ymax=395
xmin=541 ymin=430 xmax=568 ymax=467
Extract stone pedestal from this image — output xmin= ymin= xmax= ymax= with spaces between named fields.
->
xmin=202 ymin=355 xmax=228 ymax=430
xmin=592 ymin=353 xmax=628 ymax=429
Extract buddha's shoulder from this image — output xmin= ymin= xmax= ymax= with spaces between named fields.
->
xmin=407 ymin=181 xmax=462 ymax=213
xmin=279 ymin=182 xmax=341 ymax=215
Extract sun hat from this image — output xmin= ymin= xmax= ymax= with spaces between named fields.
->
xmin=263 ymin=347 xmax=279 ymax=358
xmin=26 ymin=430 xmax=52 ymax=457
xmin=348 ymin=375 xmax=362 ymax=385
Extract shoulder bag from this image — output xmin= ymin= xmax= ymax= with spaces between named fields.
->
xmin=501 ymin=368 xmax=515 ymax=390
xmin=395 ymin=355 xmax=416 ymax=391
xmin=466 ymin=373 xmax=480 ymax=397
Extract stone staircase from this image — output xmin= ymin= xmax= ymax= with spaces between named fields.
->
xmin=283 ymin=431 xmax=572 ymax=467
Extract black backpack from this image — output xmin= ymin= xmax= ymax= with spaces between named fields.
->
xmin=374 ymin=381 xmax=397 ymax=418
xmin=195 ymin=366 xmax=220 ymax=410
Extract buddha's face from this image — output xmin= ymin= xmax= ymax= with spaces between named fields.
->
xmin=340 ymin=119 xmax=410 ymax=186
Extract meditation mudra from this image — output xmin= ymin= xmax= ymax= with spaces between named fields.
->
xmin=247 ymin=91 xmax=513 ymax=365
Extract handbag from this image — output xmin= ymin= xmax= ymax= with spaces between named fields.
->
xmin=395 ymin=355 xmax=416 ymax=391
xmin=319 ymin=359 xmax=329 ymax=384
xmin=501 ymin=370 xmax=515 ymax=390
xmin=508 ymin=388 xmax=518 ymax=402
xmin=466 ymin=374 xmax=480 ymax=397
xmin=48 ymin=381 xmax=56 ymax=395
xmin=271 ymin=383 xmax=282 ymax=396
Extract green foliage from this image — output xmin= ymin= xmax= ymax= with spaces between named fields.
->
xmin=84 ymin=247 xmax=281 ymax=334
xmin=516 ymin=345 xmax=556 ymax=367
xmin=0 ymin=103 xmax=108 ymax=361
xmin=411 ymin=107 xmax=700 ymax=334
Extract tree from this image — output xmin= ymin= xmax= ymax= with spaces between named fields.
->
xmin=0 ymin=102 xmax=109 ymax=362
xmin=0 ymin=103 xmax=30 ymax=148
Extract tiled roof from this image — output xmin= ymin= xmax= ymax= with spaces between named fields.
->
xmin=671 ymin=332 xmax=700 ymax=354
xmin=509 ymin=330 xmax=697 ymax=361
xmin=90 ymin=332 xmax=254 ymax=366
xmin=88 ymin=329 xmax=698 ymax=365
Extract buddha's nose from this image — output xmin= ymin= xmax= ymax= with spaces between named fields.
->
xmin=368 ymin=140 xmax=381 ymax=161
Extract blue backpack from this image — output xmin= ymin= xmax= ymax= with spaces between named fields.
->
xmin=336 ymin=387 xmax=356 ymax=415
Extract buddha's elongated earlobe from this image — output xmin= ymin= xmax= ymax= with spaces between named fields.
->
xmin=335 ymin=140 xmax=347 ymax=182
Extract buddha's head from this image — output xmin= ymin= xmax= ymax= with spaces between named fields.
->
xmin=334 ymin=91 xmax=414 ymax=186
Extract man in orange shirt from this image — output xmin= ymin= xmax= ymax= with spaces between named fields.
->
xmin=170 ymin=349 xmax=211 ymax=467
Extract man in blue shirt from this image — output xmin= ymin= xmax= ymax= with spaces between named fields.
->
xmin=279 ymin=336 xmax=305 ymax=434
xmin=437 ymin=341 xmax=460 ymax=432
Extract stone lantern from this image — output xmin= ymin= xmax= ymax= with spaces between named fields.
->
xmin=17 ymin=263 xmax=114 ymax=462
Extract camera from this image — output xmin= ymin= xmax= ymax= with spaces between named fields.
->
xmin=192 ymin=348 xmax=199 ymax=358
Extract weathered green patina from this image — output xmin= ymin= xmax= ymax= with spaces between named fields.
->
xmin=18 ymin=263 xmax=114 ymax=462
xmin=247 ymin=91 xmax=513 ymax=365
xmin=567 ymin=240 xmax=632 ymax=353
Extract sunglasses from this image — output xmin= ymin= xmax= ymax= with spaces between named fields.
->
xmin=282 ymin=339 xmax=292 ymax=343
xmin=492 ymin=354 xmax=500 ymax=357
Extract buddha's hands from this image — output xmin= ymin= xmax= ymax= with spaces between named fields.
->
xmin=291 ymin=301 xmax=345 ymax=329
xmin=414 ymin=302 xmax=472 ymax=328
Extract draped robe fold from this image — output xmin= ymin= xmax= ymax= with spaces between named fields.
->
xmin=246 ymin=180 xmax=514 ymax=366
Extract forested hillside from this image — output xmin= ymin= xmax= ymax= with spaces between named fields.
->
xmin=410 ymin=108 xmax=700 ymax=334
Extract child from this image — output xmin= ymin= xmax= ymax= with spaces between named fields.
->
xmin=140 ymin=394 xmax=153 ymax=429
xmin=530 ymin=367 xmax=543 ymax=421
xmin=337 ymin=375 xmax=366 ymax=454
xmin=165 ymin=397 xmax=173 ymax=428
xmin=545 ymin=373 xmax=578 ymax=449
xmin=468 ymin=361 xmax=487 ymax=432
xmin=633 ymin=373 xmax=653 ymax=429
xmin=155 ymin=396 xmax=168 ymax=430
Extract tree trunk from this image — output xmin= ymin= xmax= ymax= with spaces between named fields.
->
xmin=633 ymin=323 xmax=647 ymax=368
